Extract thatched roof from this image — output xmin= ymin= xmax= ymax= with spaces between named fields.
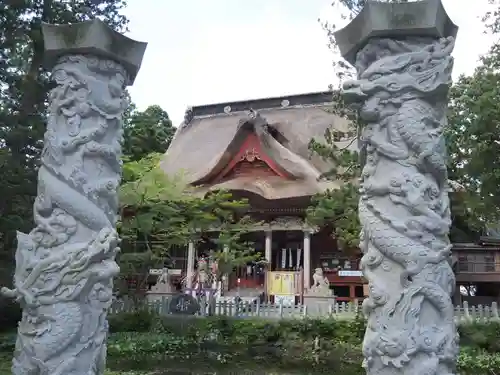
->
xmin=160 ymin=91 xmax=357 ymax=200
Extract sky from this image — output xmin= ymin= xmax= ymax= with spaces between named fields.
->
xmin=122 ymin=0 xmax=497 ymax=126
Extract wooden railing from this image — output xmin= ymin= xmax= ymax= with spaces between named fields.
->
xmin=455 ymin=261 xmax=498 ymax=273
xmin=110 ymin=298 xmax=500 ymax=323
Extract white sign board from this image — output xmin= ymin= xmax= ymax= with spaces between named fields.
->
xmin=149 ymin=268 xmax=182 ymax=276
xmin=338 ymin=270 xmax=363 ymax=277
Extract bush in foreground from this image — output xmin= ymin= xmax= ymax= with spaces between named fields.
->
xmin=105 ymin=311 xmax=500 ymax=374
xmin=2 ymin=312 xmax=500 ymax=374
xmin=108 ymin=310 xmax=500 ymax=352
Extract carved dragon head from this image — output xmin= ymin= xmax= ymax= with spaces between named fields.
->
xmin=342 ymin=37 xmax=455 ymax=121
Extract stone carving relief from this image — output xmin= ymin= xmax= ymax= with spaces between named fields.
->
xmin=343 ymin=37 xmax=458 ymax=375
xmin=1 ymin=55 xmax=128 ymax=375
xmin=306 ymin=268 xmax=332 ymax=297
xmin=150 ymin=268 xmax=174 ymax=294
xmin=240 ymin=148 xmax=261 ymax=162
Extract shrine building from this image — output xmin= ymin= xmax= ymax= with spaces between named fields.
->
xmin=158 ymin=91 xmax=364 ymax=301
xmin=157 ymin=91 xmax=500 ymax=304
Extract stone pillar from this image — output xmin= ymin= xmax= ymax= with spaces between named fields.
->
xmin=334 ymin=1 xmax=459 ymax=374
xmin=186 ymin=241 xmax=195 ymax=289
xmin=264 ymin=230 xmax=272 ymax=267
xmin=303 ymin=230 xmax=311 ymax=290
xmin=0 ymin=20 xmax=146 ymax=375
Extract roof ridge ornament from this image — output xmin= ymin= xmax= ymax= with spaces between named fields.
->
xmin=247 ymin=108 xmax=258 ymax=119
xmin=238 ymin=108 xmax=267 ymax=128
xmin=183 ymin=106 xmax=194 ymax=126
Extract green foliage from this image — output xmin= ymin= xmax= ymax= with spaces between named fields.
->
xmin=308 ymin=185 xmax=360 ymax=248
xmin=458 ymin=321 xmax=500 ymax=353
xmin=114 ymin=250 xmax=163 ymax=296
xmin=122 ymin=105 xmax=175 ymax=162
xmin=0 ymin=353 xmax=12 ymax=375
xmin=307 ymin=118 xmax=361 ymax=248
xmin=103 ymin=311 xmax=500 ymax=374
xmin=118 ymin=153 xmax=260 ymax=286
xmin=308 ymin=127 xmax=360 ymax=181
xmin=119 ymin=154 xmax=256 ymax=252
xmin=2 ymin=315 xmax=500 ymax=374
xmin=107 ymin=310 xmax=500 ymax=353
xmin=445 ymin=42 xmax=500 ymax=227
xmin=306 ymin=0 xmax=366 ymax=248
xmin=108 ymin=310 xmax=157 ymax=333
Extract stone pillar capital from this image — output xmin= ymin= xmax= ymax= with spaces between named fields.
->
xmin=42 ymin=19 xmax=147 ymax=84
xmin=333 ymin=0 xmax=457 ymax=66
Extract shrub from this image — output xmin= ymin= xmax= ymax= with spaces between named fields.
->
xmin=105 ymin=331 xmax=500 ymax=375
xmin=108 ymin=311 xmax=500 ymax=353
xmin=4 ymin=310 xmax=500 ymax=374
xmin=107 ymin=309 xmax=156 ymax=333
xmin=458 ymin=321 xmax=500 ymax=353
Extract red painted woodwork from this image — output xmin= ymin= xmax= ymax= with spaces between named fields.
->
xmin=214 ymin=132 xmax=290 ymax=182
xmin=232 ymin=277 xmax=264 ymax=289
xmin=225 ymin=160 xmax=278 ymax=180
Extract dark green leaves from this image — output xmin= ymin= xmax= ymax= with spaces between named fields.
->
xmin=118 ymin=152 xmax=260 ymax=283
xmin=122 ymin=105 xmax=175 ymax=162
xmin=446 ymin=42 xmax=500 ymax=228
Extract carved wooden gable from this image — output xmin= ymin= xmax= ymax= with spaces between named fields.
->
xmin=214 ymin=132 xmax=288 ymax=182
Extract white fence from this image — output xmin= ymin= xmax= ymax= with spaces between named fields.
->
xmin=109 ymin=298 xmax=500 ymax=323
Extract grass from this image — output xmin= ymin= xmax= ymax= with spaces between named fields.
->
xmin=0 ymin=353 xmax=10 ymax=375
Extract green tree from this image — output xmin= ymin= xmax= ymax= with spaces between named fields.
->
xmin=445 ymin=43 xmax=500 ymax=229
xmin=442 ymin=0 xmax=500 ymax=231
xmin=123 ymin=105 xmax=175 ymax=161
xmin=306 ymin=0 xmax=367 ymax=248
xmin=117 ymin=153 xmax=260 ymax=294
xmin=307 ymin=126 xmax=361 ymax=248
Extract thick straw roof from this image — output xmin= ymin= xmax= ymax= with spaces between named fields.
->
xmin=159 ymin=92 xmax=356 ymax=200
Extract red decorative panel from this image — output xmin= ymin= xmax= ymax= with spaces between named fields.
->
xmin=214 ymin=132 xmax=289 ymax=182
xmin=225 ymin=160 xmax=277 ymax=180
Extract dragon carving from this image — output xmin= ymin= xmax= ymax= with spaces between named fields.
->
xmin=1 ymin=55 xmax=129 ymax=375
xmin=343 ymin=37 xmax=459 ymax=375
